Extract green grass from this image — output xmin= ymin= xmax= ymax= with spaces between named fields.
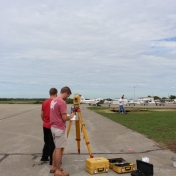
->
xmin=88 ymin=107 xmax=176 ymax=152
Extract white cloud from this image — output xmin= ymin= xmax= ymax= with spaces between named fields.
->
xmin=0 ymin=0 xmax=176 ymax=98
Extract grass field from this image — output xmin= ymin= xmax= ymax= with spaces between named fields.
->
xmin=88 ymin=107 xmax=176 ymax=153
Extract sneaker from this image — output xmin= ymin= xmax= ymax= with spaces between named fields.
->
xmin=40 ymin=158 xmax=49 ymax=162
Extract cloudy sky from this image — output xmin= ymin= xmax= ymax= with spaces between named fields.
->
xmin=0 ymin=0 xmax=176 ymax=99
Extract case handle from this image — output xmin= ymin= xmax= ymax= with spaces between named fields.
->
xmin=95 ymin=159 xmax=101 ymax=161
xmin=97 ymin=168 xmax=104 ymax=172
xmin=125 ymin=166 xmax=131 ymax=170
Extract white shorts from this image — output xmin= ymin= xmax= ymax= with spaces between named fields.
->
xmin=51 ymin=127 xmax=67 ymax=148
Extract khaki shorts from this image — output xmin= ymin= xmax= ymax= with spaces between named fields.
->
xmin=51 ymin=127 xmax=67 ymax=148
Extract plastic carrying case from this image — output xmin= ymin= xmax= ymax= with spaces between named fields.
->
xmin=85 ymin=157 xmax=109 ymax=174
xmin=108 ymin=158 xmax=136 ymax=173
xmin=131 ymin=160 xmax=153 ymax=176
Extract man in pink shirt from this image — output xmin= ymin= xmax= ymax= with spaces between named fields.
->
xmin=50 ymin=86 xmax=74 ymax=176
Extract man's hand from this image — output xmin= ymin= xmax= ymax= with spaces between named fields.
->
xmin=71 ymin=107 xmax=74 ymax=113
xmin=62 ymin=113 xmax=75 ymax=121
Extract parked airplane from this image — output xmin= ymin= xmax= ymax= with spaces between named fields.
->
xmin=126 ymin=97 xmax=156 ymax=106
xmin=80 ymin=95 xmax=104 ymax=106
xmin=155 ymin=100 xmax=166 ymax=106
xmin=104 ymin=100 xmax=112 ymax=104
xmin=126 ymin=99 xmax=145 ymax=106
xmin=126 ymin=99 xmax=136 ymax=106
xmin=137 ymin=97 xmax=155 ymax=105
xmin=111 ymin=97 xmax=151 ymax=106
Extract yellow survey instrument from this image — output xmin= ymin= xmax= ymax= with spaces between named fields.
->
xmin=73 ymin=94 xmax=81 ymax=107
xmin=66 ymin=94 xmax=93 ymax=158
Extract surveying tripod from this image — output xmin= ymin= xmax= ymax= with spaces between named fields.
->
xmin=66 ymin=94 xmax=93 ymax=158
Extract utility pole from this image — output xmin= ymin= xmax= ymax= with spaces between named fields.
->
xmin=134 ymin=87 xmax=135 ymax=101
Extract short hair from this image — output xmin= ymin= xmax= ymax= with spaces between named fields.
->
xmin=49 ymin=88 xmax=58 ymax=96
xmin=60 ymin=86 xmax=72 ymax=95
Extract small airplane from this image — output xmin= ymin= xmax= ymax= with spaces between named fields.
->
xmin=126 ymin=97 xmax=156 ymax=106
xmin=126 ymin=99 xmax=146 ymax=106
xmin=137 ymin=97 xmax=155 ymax=105
xmin=126 ymin=99 xmax=136 ymax=106
xmin=80 ymin=95 xmax=104 ymax=106
xmin=155 ymin=100 xmax=166 ymax=106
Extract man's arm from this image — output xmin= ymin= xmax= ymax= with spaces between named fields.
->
xmin=62 ymin=113 xmax=75 ymax=121
xmin=40 ymin=111 xmax=44 ymax=121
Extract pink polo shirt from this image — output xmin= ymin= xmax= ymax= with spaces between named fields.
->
xmin=50 ymin=97 xmax=67 ymax=130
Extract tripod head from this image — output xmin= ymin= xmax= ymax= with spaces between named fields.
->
xmin=73 ymin=94 xmax=81 ymax=108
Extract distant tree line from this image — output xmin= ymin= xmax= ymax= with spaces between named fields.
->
xmin=0 ymin=98 xmax=73 ymax=104
xmin=148 ymin=95 xmax=176 ymax=100
xmin=0 ymin=98 xmax=46 ymax=101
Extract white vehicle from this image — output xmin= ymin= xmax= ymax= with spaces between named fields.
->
xmin=173 ymin=99 xmax=176 ymax=104
xmin=80 ymin=95 xmax=104 ymax=106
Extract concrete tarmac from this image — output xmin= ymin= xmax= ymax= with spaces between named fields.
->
xmin=0 ymin=104 xmax=176 ymax=176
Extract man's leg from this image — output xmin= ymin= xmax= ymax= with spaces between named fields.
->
xmin=49 ymin=129 xmax=55 ymax=165
xmin=41 ymin=127 xmax=49 ymax=161
xmin=51 ymin=127 xmax=69 ymax=176
xmin=50 ymin=148 xmax=56 ymax=171
xmin=118 ymin=105 xmax=122 ymax=114
xmin=118 ymin=105 xmax=121 ymax=114
xmin=54 ymin=148 xmax=63 ymax=174
xmin=50 ymin=147 xmax=63 ymax=169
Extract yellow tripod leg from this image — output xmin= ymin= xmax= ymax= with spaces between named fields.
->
xmin=67 ymin=120 xmax=72 ymax=138
xmin=75 ymin=117 xmax=81 ymax=154
xmin=78 ymin=112 xmax=93 ymax=158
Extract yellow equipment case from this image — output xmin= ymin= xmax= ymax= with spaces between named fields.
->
xmin=85 ymin=157 xmax=109 ymax=174
xmin=108 ymin=158 xmax=136 ymax=174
